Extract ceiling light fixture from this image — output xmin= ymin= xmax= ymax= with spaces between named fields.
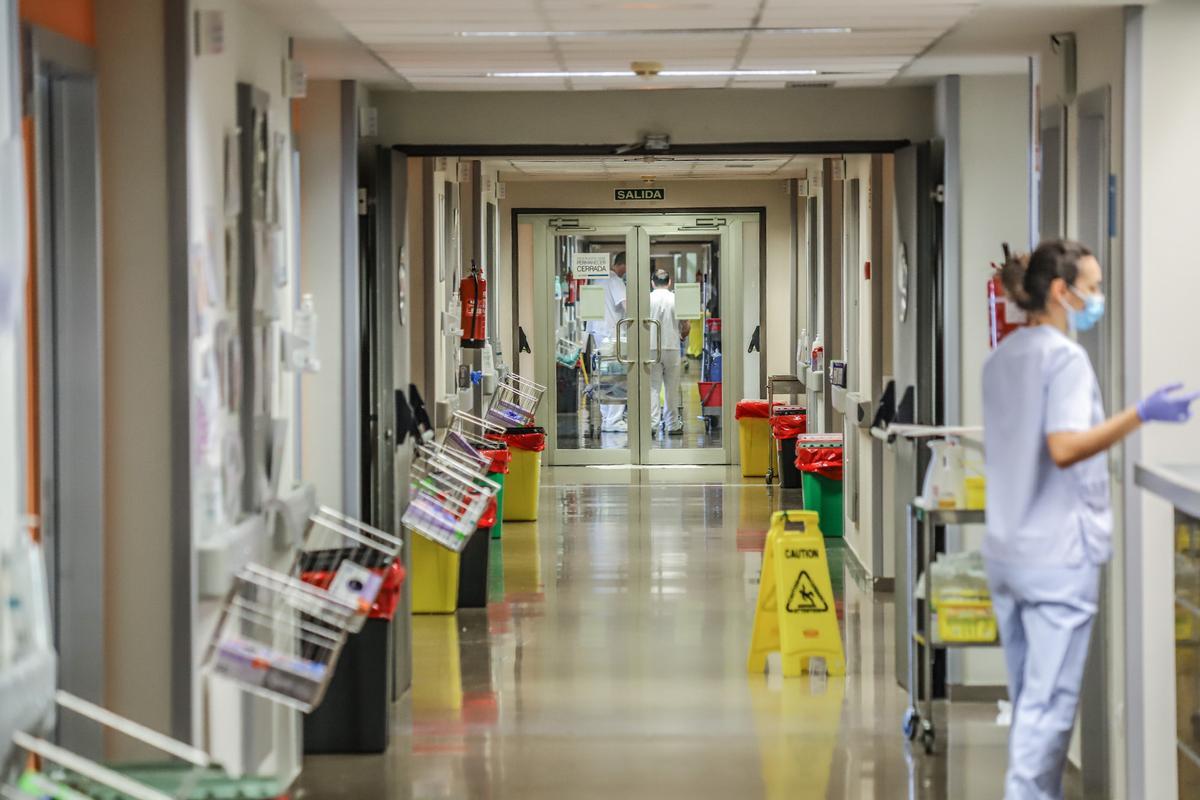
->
xmin=488 ymin=71 xmax=636 ymax=78
xmin=488 ymin=69 xmax=819 ymax=79
xmin=460 ymin=27 xmax=850 ymax=38
xmin=659 ymin=69 xmax=818 ymax=77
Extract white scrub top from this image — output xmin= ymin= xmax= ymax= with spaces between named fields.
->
xmin=593 ymin=269 xmax=627 ymax=342
xmin=981 ymin=325 xmax=1112 ymax=567
xmin=648 ymin=287 xmax=680 ymax=352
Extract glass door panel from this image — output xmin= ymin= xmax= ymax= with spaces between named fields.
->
xmin=637 ymin=225 xmax=729 ymax=465
xmin=547 ymin=222 xmax=640 ymax=463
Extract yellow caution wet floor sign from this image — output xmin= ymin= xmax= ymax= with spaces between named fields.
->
xmin=747 ymin=510 xmax=845 ymax=677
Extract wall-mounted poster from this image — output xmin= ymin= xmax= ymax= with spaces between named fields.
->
xmin=223 ymin=129 xmax=241 ymax=219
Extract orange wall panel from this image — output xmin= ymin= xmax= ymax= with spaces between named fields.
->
xmin=21 ymin=117 xmax=39 ymax=537
xmin=19 ymin=0 xmax=95 ymax=45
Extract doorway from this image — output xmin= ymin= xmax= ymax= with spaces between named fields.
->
xmin=27 ymin=26 xmax=103 ymax=754
xmin=525 ymin=211 xmax=757 ymax=466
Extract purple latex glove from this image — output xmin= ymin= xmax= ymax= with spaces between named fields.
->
xmin=1137 ymin=383 xmax=1200 ymax=423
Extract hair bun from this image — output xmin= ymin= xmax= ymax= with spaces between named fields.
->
xmin=1000 ymin=250 xmax=1034 ymax=310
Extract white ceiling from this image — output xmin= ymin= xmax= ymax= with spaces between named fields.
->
xmin=301 ymin=0 xmax=981 ymax=90
xmin=489 ymin=154 xmax=819 ymax=181
xmin=252 ymin=0 xmax=1146 ymax=89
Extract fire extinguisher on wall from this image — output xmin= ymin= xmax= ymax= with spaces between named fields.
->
xmin=988 ymin=243 xmax=1026 ymax=348
xmin=460 ymin=259 xmax=487 ymax=349
xmin=565 ymin=269 xmax=577 ymax=306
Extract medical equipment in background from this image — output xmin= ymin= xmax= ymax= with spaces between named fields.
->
xmin=286 ymin=293 xmax=320 ymax=372
xmin=810 ymin=333 xmax=825 ymax=374
xmin=460 ymin=259 xmax=486 ymax=349
xmin=923 ymin=438 xmax=965 ymax=509
xmin=796 ymin=328 xmax=809 ymax=376
xmin=988 ymin=243 xmax=1026 ymax=348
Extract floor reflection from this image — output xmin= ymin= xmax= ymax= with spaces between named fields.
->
xmin=300 ymin=470 xmax=1045 ymax=799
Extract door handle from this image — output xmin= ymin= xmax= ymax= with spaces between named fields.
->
xmin=616 ymin=318 xmax=635 ymax=365
xmin=643 ymin=318 xmax=662 ymax=365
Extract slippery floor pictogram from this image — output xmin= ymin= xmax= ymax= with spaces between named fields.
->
xmin=785 ymin=570 xmax=828 ymax=613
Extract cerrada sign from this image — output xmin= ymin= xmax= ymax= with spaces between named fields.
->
xmin=615 ymin=187 xmax=665 ymax=201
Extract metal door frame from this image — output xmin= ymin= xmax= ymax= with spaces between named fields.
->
xmin=636 ymin=222 xmax=737 ymax=466
xmin=28 ymin=25 xmax=104 ymax=755
xmin=525 ymin=210 xmax=754 ymax=466
xmin=1075 ymin=85 xmax=1117 ymax=800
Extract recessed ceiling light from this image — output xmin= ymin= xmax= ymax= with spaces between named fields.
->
xmin=460 ymin=27 xmax=851 ymax=38
xmin=660 ymin=69 xmax=818 ymax=77
xmin=488 ymin=69 xmax=819 ymax=79
xmin=487 ymin=71 xmax=637 ymax=78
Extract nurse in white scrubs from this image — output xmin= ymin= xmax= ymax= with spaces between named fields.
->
xmin=983 ymin=239 xmax=1198 ymax=799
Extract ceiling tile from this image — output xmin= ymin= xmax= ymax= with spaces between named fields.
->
xmin=311 ymin=0 xmax=983 ymax=89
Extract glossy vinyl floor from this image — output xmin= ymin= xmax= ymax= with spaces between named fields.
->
xmin=298 ymin=468 xmax=1078 ymax=800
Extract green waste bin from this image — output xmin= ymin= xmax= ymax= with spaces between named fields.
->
xmin=480 ymin=447 xmax=510 ymax=540
xmin=794 ymin=435 xmax=844 ymax=538
xmin=801 ymin=472 xmax=844 ymax=539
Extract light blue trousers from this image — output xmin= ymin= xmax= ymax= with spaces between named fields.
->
xmin=985 ymin=559 xmax=1100 ymax=800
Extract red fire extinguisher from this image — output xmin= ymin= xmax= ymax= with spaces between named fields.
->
xmin=460 ymin=260 xmax=487 ymax=349
xmin=565 ymin=269 xmax=577 ymax=306
xmin=988 ymin=248 xmax=1026 ymax=348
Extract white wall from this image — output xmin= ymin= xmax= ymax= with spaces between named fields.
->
xmin=297 ymin=81 xmax=345 ymax=509
xmin=955 ymin=74 xmax=1032 ymax=688
xmin=186 ymin=0 xmax=301 ymax=770
xmin=499 ymin=179 xmax=798 ymax=389
xmin=839 ymin=155 xmax=876 ymax=573
xmin=374 ymin=87 xmax=935 ymax=147
xmin=0 ymin=0 xmax=24 ymax=552
xmin=1125 ymin=3 xmax=1200 ymax=796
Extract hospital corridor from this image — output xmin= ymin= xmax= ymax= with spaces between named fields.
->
xmin=3 ymin=1 xmax=1200 ymax=799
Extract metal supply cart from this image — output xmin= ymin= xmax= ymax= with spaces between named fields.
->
xmin=698 ymin=318 xmax=723 ymax=435
xmin=584 ymin=337 xmax=629 ymax=438
xmin=764 ymin=374 xmax=806 ymax=485
xmin=902 ymin=498 xmax=993 ymax=754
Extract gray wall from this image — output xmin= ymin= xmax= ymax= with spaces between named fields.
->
xmin=96 ymin=0 xmax=182 ymax=737
xmin=373 ymin=87 xmax=935 ymax=146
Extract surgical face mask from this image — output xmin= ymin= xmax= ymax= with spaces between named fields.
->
xmin=1060 ymin=285 xmax=1105 ymax=332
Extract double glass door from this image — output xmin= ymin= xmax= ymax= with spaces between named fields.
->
xmin=530 ymin=213 xmax=746 ymax=465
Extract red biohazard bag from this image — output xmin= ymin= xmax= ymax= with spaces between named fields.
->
xmin=369 ymin=559 xmax=408 ymax=620
xmin=478 ymin=497 xmax=498 ymax=529
xmin=770 ymin=414 xmax=807 ymax=440
xmin=486 ymin=426 xmax=547 ymax=452
xmin=794 ymin=446 xmax=844 ymax=481
xmin=479 ymin=448 xmax=512 ymax=474
xmin=735 ymin=400 xmax=771 ymax=420
xmin=498 ymin=433 xmax=545 ymax=452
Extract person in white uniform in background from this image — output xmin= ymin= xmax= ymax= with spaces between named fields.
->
xmin=599 ymin=251 xmax=628 ymax=433
xmin=648 ymin=269 xmax=690 ymax=436
xmin=983 ymin=239 xmax=1199 ymax=800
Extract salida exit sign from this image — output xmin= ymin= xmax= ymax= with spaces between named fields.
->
xmin=615 ymin=187 xmax=665 ymax=201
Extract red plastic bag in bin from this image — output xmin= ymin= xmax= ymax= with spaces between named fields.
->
xmin=369 ymin=559 xmax=407 ymax=620
xmin=478 ymin=496 xmax=498 ymax=530
xmin=479 ymin=448 xmax=511 ymax=474
xmin=735 ymin=400 xmax=771 ymax=420
xmin=794 ymin=445 xmax=844 ymax=481
xmin=770 ymin=414 xmax=807 ymax=440
xmin=301 ymin=558 xmax=407 ymax=620
xmin=487 ymin=429 xmax=546 ymax=452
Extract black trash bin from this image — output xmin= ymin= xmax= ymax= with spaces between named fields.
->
xmin=770 ymin=411 xmax=807 ymax=490
xmin=303 ymin=618 xmax=390 ymax=754
xmin=778 ymin=438 xmax=804 ymax=489
xmin=457 ymin=529 xmax=491 ymax=608
xmin=303 ymin=560 xmax=405 ymax=755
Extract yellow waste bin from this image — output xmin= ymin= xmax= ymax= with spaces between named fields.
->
xmin=411 ymin=535 xmax=460 ymax=614
xmin=498 ymin=427 xmax=545 ymax=522
xmin=736 ymin=400 xmax=772 ymax=478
